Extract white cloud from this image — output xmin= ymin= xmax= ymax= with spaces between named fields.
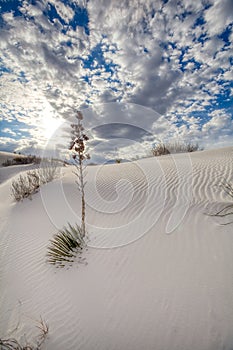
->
xmin=202 ymin=110 xmax=232 ymax=132
xmin=2 ymin=128 xmax=16 ymax=136
xmin=48 ymin=0 xmax=75 ymax=24
xmin=0 ymin=0 xmax=232 ymax=156
xmin=204 ymin=0 xmax=233 ymax=36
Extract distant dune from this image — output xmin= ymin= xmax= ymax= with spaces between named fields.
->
xmin=0 ymin=151 xmax=36 ymax=184
xmin=0 ymin=151 xmax=26 ymax=167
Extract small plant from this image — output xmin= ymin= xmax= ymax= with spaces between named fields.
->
xmin=2 ymin=155 xmax=41 ymax=167
xmin=47 ymin=223 xmax=86 ymax=267
xmin=39 ymin=159 xmax=60 ymax=184
xmin=211 ymin=181 xmax=233 ymax=225
xmin=11 ymin=170 xmax=40 ymax=201
xmin=152 ymin=141 xmax=200 ymax=156
xmin=0 ymin=318 xmax=48 ymax=350
xmin=151 ymin=142 xmax=170 ymax=156
xmin=11 ymin=161 xmax=59 ymax=202
xmin=186 ymin=143 xmax=200 ymax=152
xmin=2 ymin=159 xmax=12 ymax=167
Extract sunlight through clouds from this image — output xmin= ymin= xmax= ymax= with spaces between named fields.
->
xmin=41 ymin=109 xmax=64 ymax=139
xmin=0 ymin=0 xmax=232 ymax=157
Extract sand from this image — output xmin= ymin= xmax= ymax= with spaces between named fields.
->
xmin=0 ymin=147 xmax=233 ymax=350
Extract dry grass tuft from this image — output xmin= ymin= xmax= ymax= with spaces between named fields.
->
xmin=0 ymin=318 xmax=48 ymax=350
xmin=11 ymin=160 xmax=60 ymax=202
xmin=152 ymin=141 xmax=200 ymax=156
xmin=212 ymin=181 xmax=233 ymax=225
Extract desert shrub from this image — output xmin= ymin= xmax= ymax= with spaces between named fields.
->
xmin=2 ymin=155 xmax=41 ymax=167
xmin=39 ymin=160 xmax=60 ymax=184
xmin=0 ymin=318 xmax=48 ymax=350
xmin=151 ymin=143 xmax=170 ymax=156
xmin=14 ymin=155 xmax=41 ymax=165
xmin=11 ymin=170 xmax=40 ymax=201
xmin=152 ymin=141 xmax=200 ymax=156
xmin=185 ymin=143 xmax=200 ymax=152
xmin=211 ymin=181 xmax=233 ymax=225
xmin=31 ymin=156 xmax=41 ymax=165
xmin=47 ymin=224 xmax=86 ymax=267
xmin=2 ymin=159 xmax=13 ymax=167
xmin=13 ymin=157 xmax=28 ymax=165
xmin=11 ymin=161 xmax=60 ymax=202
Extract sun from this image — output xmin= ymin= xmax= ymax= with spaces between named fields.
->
xmin=41 ymin=113 xmax=64 ymax=139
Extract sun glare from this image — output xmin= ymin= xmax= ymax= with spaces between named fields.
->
xmin=42 ymin=115 xmax=63 ymax=139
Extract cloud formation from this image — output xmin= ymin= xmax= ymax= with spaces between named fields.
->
xmin=0 ymin=0 xmax=232 ymax=158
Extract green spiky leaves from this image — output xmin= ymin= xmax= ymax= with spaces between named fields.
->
xmin=47 ymin=224 xmax=86 ymax=267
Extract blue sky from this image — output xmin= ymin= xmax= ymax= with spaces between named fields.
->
xmin=0 ymin=0 xmax=232 ymax=160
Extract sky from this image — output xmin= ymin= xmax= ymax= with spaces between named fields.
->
xmin=0 ymin=0 xmax=232 ymax=162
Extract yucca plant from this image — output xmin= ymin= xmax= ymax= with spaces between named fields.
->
xmin=47 ymin=224 xmax=86 ymax=266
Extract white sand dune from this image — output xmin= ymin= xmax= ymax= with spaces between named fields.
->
xmin=0 ymin=163 xmax=38 ymax=185
xmin=0 ymin=151 xmax=37 ymax=184
xmin=0 ymin=151 xmax=26 ymax=166
xmin=0 ymin=147 xmax=233 ymax=350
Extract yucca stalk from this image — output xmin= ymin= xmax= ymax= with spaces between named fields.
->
xmin=69 ymin=111 xmax=90 ymax=236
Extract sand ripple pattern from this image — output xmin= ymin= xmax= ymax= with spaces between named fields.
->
xmin=39 ymin=147 xmax=233 ymax=248
xmin=1 ymin=147 xmax=233 ymax=350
